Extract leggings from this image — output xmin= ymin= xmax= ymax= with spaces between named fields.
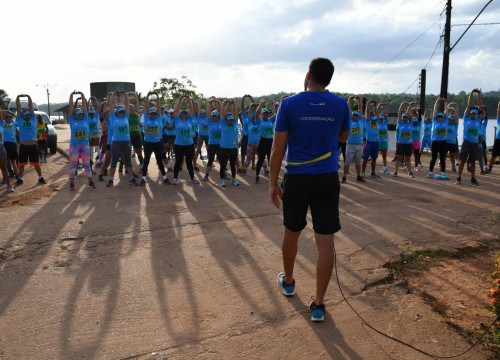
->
xmin=174 ymin=144 xmax=195 ymax=179
xmin=256 ymin=137 xmax=273 ymax=176
xmin=111 ymin=141 xmax=132 ymax=168
xmin=143 ymin=141 xmax=166 ymax=177
xmin=207 ymin=144 xmax=220 ymax=167
xmin=197 ymin=134 xmax=209 ymax=156
xmin=429 ymin=140 xmax=447 ymax=173
xmin=69 ymin=145 xmax=91 ymax=179
xmin=219 ymin=148 xmax=238 ymax=179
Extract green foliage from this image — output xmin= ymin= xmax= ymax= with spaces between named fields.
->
xmin=0 ymin=89 xmax=10 ymax=109
xmin=153 ymin=76 xmax=202 ymax=105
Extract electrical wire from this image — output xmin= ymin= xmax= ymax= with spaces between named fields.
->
xmin=333 ymin=241 xmax=500 ymax=358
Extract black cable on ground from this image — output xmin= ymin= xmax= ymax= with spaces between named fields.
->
xmin=333 ymin=241 xmax=499 ymax=358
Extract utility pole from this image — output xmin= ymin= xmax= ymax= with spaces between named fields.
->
xmin=419 ymin=69 xmax=426 ymax=119
xmin=439 ymin=0 xmax=452 ymax=101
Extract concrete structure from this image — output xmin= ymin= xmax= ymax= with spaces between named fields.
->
xmin=90 ymin=82 xmax=135 ymax=101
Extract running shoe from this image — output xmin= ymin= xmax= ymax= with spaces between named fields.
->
xmin=98 ymin=175 xmax=104 ymax=182
xmin=1 ymin=178 xmax=6 ymax=185
xmin=383 ymin=168 xmax=389 ymax=175
xmin=129 ymin=178 xmax=138 ymax=186
xmin=341 ymin=176 xmax=346 ymax=183
xmin=487 ymin=167 xmax=492 ymax=174
xmin=191 ymin=178 xmax=200 ymax=184
xmin=255 ymin=176 xmax=260 ymax=184
xmin=418 ymin=163 xmax=423 ymax=168
xmin=471 ymin=177 xmax=480 ymax=186
xmin=70 ymin=183 xmax=75 ymax=191
xmin=408 ymin=172 xmax=415 ymax=178
xmin=232 ymin=178 xmax=240 ymax=186
xmin=163 ymin=178 xmax=171 ymax=185
xmin=455 ymin=176 xmax=461 ymax=185
xmin=6 ymin=186 xmax=14 ymax=193
xmin=309 ymin=300 xmax=325 ymax=322
xmin=106 ymin=180 xmax=113 ymax=187
xmin=370 ymin=172 xmax=380 ymax=178
xmin=38 ymin=177 xmax=46 ymax=184
xmin=219 ymin=179 xmax=226 ymax=188
xmin=88 ymin=180 xmax=96 ymax=189
xmin=277 ymin=272 xmax=295 ymax=296
xmin=264 ymin=169 xmax=270 ymax=176
xmin=393 ymin=172 xmax=398 ymax=177
xmin=203 ymin=174 xmax=209 ymax=182
xmin=425 ymin=172 xmax=433 ymax=178
xmin=356 ymin=176 xmax=365 ymax=183
xmin=360 ymin=172 xmax=365 ymax=178
xmin=172 ymin=178 xmax=178 ymax=185
xmin=441 ymin=172 xmax=450 ymax=180
xmin=16 ymin=177 xmax=23 ymax=185
xmin=139 ymin=179 xmax=146 ymax=187
xmin=415 ymin=167 xmax=421 ymax=172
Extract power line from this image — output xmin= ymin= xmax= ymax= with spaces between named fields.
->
xmin=423 ymin=37 xmax=442 ymax=70
xmin=452 ymin=22 xmax=500 ymax=26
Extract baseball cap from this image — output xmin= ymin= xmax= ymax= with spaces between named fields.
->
xmin=148 ymin=108 xmax=158 ymax=114
xmin=469 ymin=108 xmax=479 ymax=114
xmin=21 ymin=110 xmax=31 ymax=116
xmin=437 ymin=112 xmax=445 ymax=118
xmin=226 ymin=113 xmax=234 ymax=120
xmin=370 ymin=115 xmax=377 ymax=121
xmin=180 ymin=109 xmax=189 ymax=115
xmin=448 ymin=114 xmax=455 ymax=120
xmin=211 ymin=110 xmax=219 ymax=117
xmin=200 ymin=109 xmax=207 ymax=114
xmin=167 ymin=109 xmax=174 ymax=113
xmin=115 ymin=105 xmax=125 ymax=112
xmin=402 ymin=112 xmax=409 ymax=118
xmin=352 ymin=110 xmax=361 ymax=116
xmin=261 ymin=108 xmax=270 ymax=114
xmin=88 ymin=108 xmax=96 ymax=114
xmin=74 ymin=108 xmax=83 ymax=115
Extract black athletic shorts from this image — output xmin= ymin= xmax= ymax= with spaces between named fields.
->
xmin=19 ymin=143 xmax=39 ymax=165
xmin=282 ymin=172 xmax=341 ymax=235
xmin=4 ymin=141 xmax=18 ymax=160
xmin=130 ymin=134 xmax=143 ymax=149
xmin=493 ymin=139 xmax=500 ymax=157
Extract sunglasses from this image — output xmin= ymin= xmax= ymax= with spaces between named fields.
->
xmin=117 ymin=111 xmax=125 ymax=114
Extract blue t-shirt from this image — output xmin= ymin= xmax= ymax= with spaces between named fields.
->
xmin=143 ymin=116 xmax=163 ymax=143
xmin=446 ymin=123 xmax=458 ymax=144
xmin=463 ymin=115 xmax=481 ymax=143
xmin=480 ymin=120 xmax=487 ymax=141
xmin=17 ymin=114 xmax=37 ymax=142
xmin=0 ymin=122 xmax=4 ymax=146
xmin=174 ymin=117 xmax=194 ymax=146
xmin=247 ymin=116 xmax=261 ymax=145
xmin=275 ymin=91 xmax=350 ymax=175
xmin=423 ymin=121 xmax=432 ymax=138
xmin=259 ymin=116 xmax=275 ymax=139
xmin=365 ymin=119 xmax=378 ymax=142
xmin=164 ymin=115 xmax=176 ymax=136
xmin=241 ymin=112 xmax=249 ymax=136
xmin=377 ymin=120 xmax=389 ymax=142
xmin=1 ymin=120 xmax=17 ymax=143
xmin=431 ymin=118 xmax=448 ymax=141
xmin=110 ymin=112 xmax=131 ymax=142
xmin=220 ymin=119 xmax=239 ymax=149
xmin=411 ymin=121 xmax=421 ymax=142
xmin=208 ymin=120 xmax=222 ymax=145
xmin=496 ymin=117 xmax=500 ymax=140
xmin=69 ymin=114 xmax=90 ymax=146
xmin=396 ymin=122 xmax=413 ymax=145
xmin=89 ymin=113 xmax=101 ymax=139
xmin=347 ymin=118 xmax=364 ymax=144
xmin=198 ymin=115 xmax=210 ymax=136
xmin=191 ymin=117 xmax=199 ymax=135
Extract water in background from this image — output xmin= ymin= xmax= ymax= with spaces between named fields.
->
xmin=387 ymin=120 xmax=497 ymax=151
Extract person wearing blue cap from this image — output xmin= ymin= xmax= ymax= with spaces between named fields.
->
xmin=218 ymin=99 xmax=240 ymax=187
xmin=456 ymin=89 xmax=483 ymax=185
xmin=15 ymin=94 xmax=46 ymax=185
xmin=88 ymin=96 xmax=101 ymax=174
xmin=270 ymin=57 xmax=350 ymax=322
xmin=0 ymin=109 xmax=14 ymax=192
xmin=67 ymin=91 xmax=96 ymax=190
xmin=168 ymin=95 xmax=199 ymax=185
xmin=361 ymin=100 xmax=380 ymax=178
xmin=445 ymin=103 xmax=459 ymax=172
xmin=0 ymin=110 xmax=20 ymax=185
xmin=426 ymin=98 xmax=449 ymax=180
xmin=139 ymin=91 xmax=170 ymax=186
xmin=193 ymin=100 xmax=209 ymax=165
xmin=394 ymin=108 xmax=414 ymax=178
xmin=106 ymin=89 xmax=138 ymax=187
xmin=203 ymin=100 xmax=222 ymax=181
xmin=342 ymin=95 xmax=365 ymax=183
xmin=376 ymin=103 xmax=390 ymax=174
xmin=487 ymin=100 xmax=500 ymax=173
xmin=254 ymin=100 xmax=276 ymax=184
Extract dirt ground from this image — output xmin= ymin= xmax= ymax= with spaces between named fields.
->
xmin=1 ymin=126 xmax=500 ymax=359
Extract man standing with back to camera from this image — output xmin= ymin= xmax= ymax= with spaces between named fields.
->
xmin=269 ymin=57 xmax=350 ymax=322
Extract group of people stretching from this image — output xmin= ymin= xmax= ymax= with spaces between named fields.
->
xmin=340 ymin=88 xmax=500 ymax=186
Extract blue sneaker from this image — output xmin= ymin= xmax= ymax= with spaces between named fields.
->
xmin=277 ymin=272 xmax=295 ymax=296
xmin=309 ymin=300 xmax=325 ymax=322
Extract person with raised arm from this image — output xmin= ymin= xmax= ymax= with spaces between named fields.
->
xmin=16 ymin=94 xmax=45 ymax=184
xmin=202 ymin=98 xmax=222 ymax=182
xmin=377 ymin=102 xmax=390 ymax=174
xmin=342 ymin=95 xmax=364 ymax=183
xmin=218 ymin=99 xmax=240 ymax=187
xmin=393 ymin=103 xmax=414 ymax=178
xmin=194 ymin=98 xmax=209 ymax=166
xmin=361 ymin=100 xmax=379 ymax=178
xmin=254 ymin=99 xmax=275 ymax=184
xmin=456 ymin=89 xmax=482 ymax=185
xmin=106 ymin=89 xmax=138 ymax=187
xmin=410 ymin=105 xmax=422 ymax=172
xmin=127 ymin=92 xmax=144 ymax=173
xmin=446 ymin=102 xmax=459 ymax=173
xmin=487 ymin=101 xmax=500 ymax=173
xmin=426 ymin=97 xmax=449 ymax=180
xmin=0 ymin=109 xmax=14 ymax=192
xmin=67 ymin=91 xmax=96 ymax=190
xmin=239 ymin=94 xmax=254 ymax=171
xmin=140 ymin=91 xmax=170 ymax=186
xmin=88 ymin=96 xmax=101 ymax=174
xmin=169 ymin=95 xmax=199 ymax=185
xmin=0 ymin=110 xmax=20 ymax=184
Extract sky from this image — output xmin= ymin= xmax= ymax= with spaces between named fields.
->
xmin=2 ymin=0 xmax=500 ymax=105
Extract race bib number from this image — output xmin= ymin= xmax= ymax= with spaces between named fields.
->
xmin=264 ymin=127 xmax=273 ymax=135
xmin=213 ymin=131 xmax=221 ymax=139
xmin=74 ymin=130 xmax=87 ymax=140
xmin=436 ymin=128 xmax=446 ymax=137
xmin=251 ymin=127 xmax=259 ymax=133
xmin=351 ymin=126 xmax=361 ymax=135
xmin=130 ymin=124 xmax=140 ymax=132
xmin=3 ymin=123 xmax=13 ymax=130
xmin=90 ymin=123 xmax=97 ymax=131
xmin=118 ymin=125 xmax=128 ymax=134
xmin=370 ymin=122 xmax=378 ymax=129
xmin=37 ymin=128 xmax=45 ymax=135
xmin=467 ymin=128 xmax=478 ymax=137
xmin=23 ymin=121 xmax=32 ymax=129
xmin=147 ymin=126 xmax=159 ymax=134
xmin=202 ymin=125 xmax=209 ymax=131
xmin=401 ymin=131 xmax=410 ymax=139
xmin=379 ymin=130 xmax=387 ymax=137
xmin=180 ymin=129 xmax=191 ymax=138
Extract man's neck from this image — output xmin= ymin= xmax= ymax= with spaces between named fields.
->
xmin=307 ymin=85 xmax=327 ymax=92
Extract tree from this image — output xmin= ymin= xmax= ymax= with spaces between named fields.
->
xmin=0 ymin=89 xmax=10 ymax=109
xmin=153 ymin=75 xmax=201 ymax=105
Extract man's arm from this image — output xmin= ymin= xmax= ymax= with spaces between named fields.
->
xmin=338 ymin=130 xmax=350 ymax=144
xmin=269 ymin=131 xmax=287 ymax=209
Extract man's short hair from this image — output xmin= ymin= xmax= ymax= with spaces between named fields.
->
xmin=309 ymin=58 xmax=334 ymax=87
